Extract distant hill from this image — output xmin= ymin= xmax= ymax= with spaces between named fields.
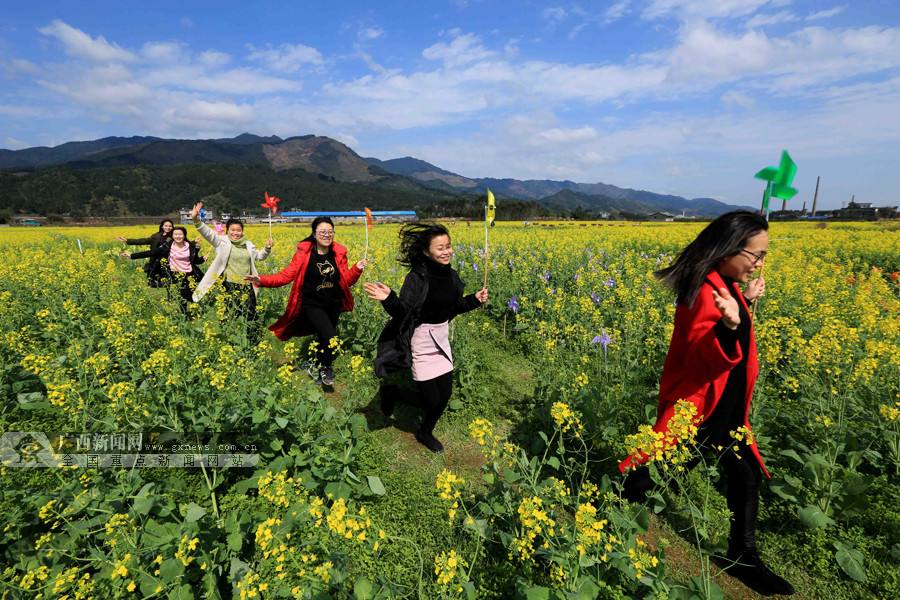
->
xmin=1 ymin=132 xmax=753 ymax=217
xmin=364 ymin=157 xmax=479 ymax=189
xmin=2 ymin=133 xmax=386 ymax=184
xmin=363 ymin=157 xmax=753 ymax=216
xmin=0 ymin=163 xmax=457 ymax=218
xmin=539 ymin=189 xmax=653 ymax=215
xmin=0 ymin=136 xmax=161 ymax=168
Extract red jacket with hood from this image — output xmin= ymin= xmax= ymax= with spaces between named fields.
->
xmin=257 ymin=240 xmax=362 ymax=341
xmin=619 ymin=269 xmax=769 ymax=478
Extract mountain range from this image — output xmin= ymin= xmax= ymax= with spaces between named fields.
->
xmin=1 ymin=133 xmax=753 ymax=217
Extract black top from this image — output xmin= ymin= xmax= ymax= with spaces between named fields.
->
xmin=374 ymin=263 xmax=482 ymax=377
xmin=301 ymin=249 xmax=341 ymax=308
xmin=418 ymin=260 xmax=457 ymax=324
xmin=699 ymin=275 xmax=751 ymax=448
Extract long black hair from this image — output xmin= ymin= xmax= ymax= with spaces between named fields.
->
xmin=655 ymin=210 xmax=768 ymax=308
xmin=397 ymin=222 xmax=450 ymax=268
xmin=304 ymin=216 xmax=335 ymax=245
xmin=158 ymin=219 xmax=174 ymax=233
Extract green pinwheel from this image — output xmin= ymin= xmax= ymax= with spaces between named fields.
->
xmin=755 ymin=150 xmax=798 ymax=214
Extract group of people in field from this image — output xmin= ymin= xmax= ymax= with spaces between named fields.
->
xmin=117 ymin=208 xmax=792 ymax=596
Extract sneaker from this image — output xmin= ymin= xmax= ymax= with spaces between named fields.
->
xmin=319 ymin=367 xmax=335 ymax=386
xmin=299 ymin=361 xmax=316 ymax=378
xmin=415 ymin=429 xmax=444 ymax=453
xmin=379 ymin=385 xmax=398 ymax=417
xmin=724 ymin=548 xmax=795 ymax=596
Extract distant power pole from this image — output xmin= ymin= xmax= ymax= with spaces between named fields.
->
xmin=811 ymin=176 xmax=820 ymax=217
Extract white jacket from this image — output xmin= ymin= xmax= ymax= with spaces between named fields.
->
xmin=192 ymin=221 xmax=270 ymax=302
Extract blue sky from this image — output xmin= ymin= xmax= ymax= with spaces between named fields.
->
xmin=1 ymin=1 xmax=899 ymax=210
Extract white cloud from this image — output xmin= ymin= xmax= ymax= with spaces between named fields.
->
xmin=721 ymin=90 xmax=755 ymax=108
xmin=542 ymin=7 xmax=568 ymax=25
xmin=3 ymin=136 xmax=29 ymax=149
xmin=529 ymin=126 xmax=599 ymax=146
xmin=604 ymin=0 xmax=632 ymax=23
xmin=141 ymin=41 xmax=186 ymax=63
xmin=422 ymin=32 xmax=496 ymax=67
xmin=37 ymin=20 xmax=136 ymax=62
xmin=247 ymin=43 xmax=324 ymax=72
xmin=197 ymin=50 xmax=231 ymax=69
xmin=746 ymin=11 xmax=798 ymax=28
xmin=6 ymin=58 xmax=42 ymax=75
xmin=642 ymin=0 xmax=785 ymax=21
xmin=144 ymin=66 xmax=302 ymax=94
xmin=357 ymin=27 xmax=384 ymax=42
xmin=807 ymin=6 xmax=847 ymax=21
xmin=176 ymin=99 xmax=254 ymax=123
xmin=333 ymin=132 xmax=360 ymax=148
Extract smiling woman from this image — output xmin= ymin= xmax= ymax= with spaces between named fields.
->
xmin=619 ymin=210 xmax=794 ymax=597
xmin=364 ymin=222 xmax=488 ymax=453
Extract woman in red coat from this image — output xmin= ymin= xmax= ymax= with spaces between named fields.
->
xmin=619 ymin=210 xmax=794 ymax=596
xmin=246 ymin=217 xmax=366 ymax=386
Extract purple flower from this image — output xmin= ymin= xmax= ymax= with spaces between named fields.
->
xmin=508 ymin=295 xmax=519 ymax=314
xmin=604 ymin=278 xmax=616 ymax=288
xmin=590 ymin=291 xmax=602 ymax=304
xmin=540 ymin=271 xmax=551 ymax=282
xmin=573 ymin=273 xmax=580 ymax=282
xmin=591 ymin=328 xmax=612 ymax=350
xmin=473 ymin=263 xmax=478 ymax=271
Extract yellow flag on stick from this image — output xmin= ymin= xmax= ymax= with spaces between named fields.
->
xmin=486 ymin=189 xmax=496 ymax=225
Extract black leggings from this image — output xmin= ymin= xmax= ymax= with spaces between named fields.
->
xmin=393 ymin=371 xmax=453 ymax=433
xmin=299 ymin=306 xmax=340 ymax=368
xmin=623 ymin=438 xmax=763 ymax=551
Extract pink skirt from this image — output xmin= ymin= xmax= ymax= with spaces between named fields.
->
xmin=410 ymin=321 xmax=453 ymax=381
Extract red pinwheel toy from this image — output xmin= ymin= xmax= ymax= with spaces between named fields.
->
xmin=261 ymin=191 xmax=281 ymax=237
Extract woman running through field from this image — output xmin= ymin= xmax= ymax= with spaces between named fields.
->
xmin=364 ymin=223 xmax=488 ymax=453
xmin=245 ymin=217 xmax=366 ymax=386
xmin=120 ymin=226 xmax=207 ymax=317
xmin=618 ymin=210 xmax=793 ymax=596
xmin=190 ymin=203 xmax=272 ymax=335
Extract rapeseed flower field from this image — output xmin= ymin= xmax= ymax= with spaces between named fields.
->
xmin=1 ymin=221 xmax=898 ymax=599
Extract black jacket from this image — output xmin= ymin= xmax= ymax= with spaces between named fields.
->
xmin=374 ymin=263 xmax=482 ymax=377
xmin=130 ymin=240 xmax=205 ymax=285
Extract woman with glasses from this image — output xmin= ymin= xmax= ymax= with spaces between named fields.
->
xmin=618 ymin=210 xmax=793 ymax=596
xmin=246 ymin=217 xmax=366 ymax=386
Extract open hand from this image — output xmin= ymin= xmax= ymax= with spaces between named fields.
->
xmin=475 ymin=287 xmax=488 ymax=304
xmin=190 ymin=202 xmax=203 ymax=221
xmin=120 ymin=252 xmax=131 ymax=259
xmin=711 ymin=287 xmax=740 ymax=329
xmin=244 ymin=275 xmax=261 ymax=285
xmin=364 ymin=282 xmax=391 ymax=301
xmin=115 ymin=235 xmax=127 ymax=243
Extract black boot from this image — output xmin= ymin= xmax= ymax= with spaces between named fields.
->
xmin=415 ymin=428 xmax=444 ymax=453
xmin=379 ymin=385 xmax=398 ymax=418
xmin=724 ymin=547 xmax=795 ymax=596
